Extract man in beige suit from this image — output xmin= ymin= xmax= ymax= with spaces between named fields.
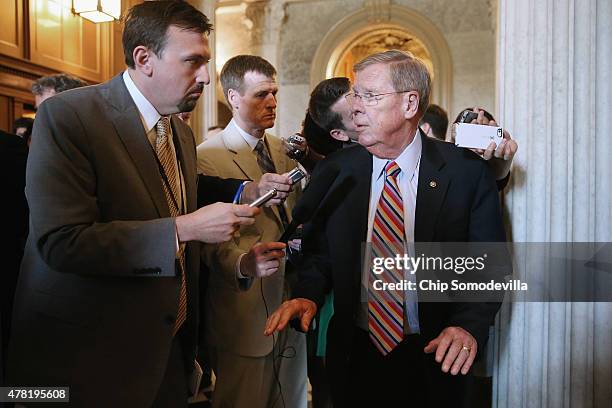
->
xmin=197 ymin=55 xmax=307 ymax=407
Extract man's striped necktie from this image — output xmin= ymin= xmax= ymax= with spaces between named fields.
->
xmin=368 ymin=161 xmax=406 ymax=355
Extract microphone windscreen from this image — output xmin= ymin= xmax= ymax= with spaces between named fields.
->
xmin=278 ymin=163 xmax=340 ymax=243
xmin=291 ymin=163 xmax=340 ymax=223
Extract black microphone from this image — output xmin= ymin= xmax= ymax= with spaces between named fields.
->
xmin=279 ymin=164 xmax=340 ymax=242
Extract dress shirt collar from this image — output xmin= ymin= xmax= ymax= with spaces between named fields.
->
xmin=372 ymin=129 xmax=422 ymax=182
xmin=230 ymin=118 xmax=264 ymax=150
xmin=122 ymin=70 xmax=161 ymax=133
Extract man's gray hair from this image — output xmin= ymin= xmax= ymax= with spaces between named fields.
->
xmin=353 ymin=50 xmax=431 ymax=114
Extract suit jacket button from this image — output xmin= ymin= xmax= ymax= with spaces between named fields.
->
xmin=165 ymin=315 xmax=176 ymax=325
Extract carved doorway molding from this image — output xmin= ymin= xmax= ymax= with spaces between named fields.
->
xmin=333 ymin=28 xmax=434 ymax=84
xmin=310 ymin=3 xmax=452 ymax=113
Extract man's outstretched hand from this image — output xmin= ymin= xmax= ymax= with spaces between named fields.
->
xmin=264 ymin=298 xmax=317 ymax=335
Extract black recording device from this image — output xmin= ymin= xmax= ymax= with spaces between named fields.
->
xmin=285 ymin=133 xmax=308 ymax=161
xmin=279 ymin=164 xmax=340 ymax=243
xmin=287 ymin=133 xmax=305 ymax=145
xmin=287 ymin=167 xmax=306 ymax=184
xmin=459 ymin=109 xmax=479 ymax=123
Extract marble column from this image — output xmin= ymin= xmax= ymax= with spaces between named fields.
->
xmin=494 ymin=0 xmax=611 ymax=407
xmin=189 ymin=0 xmax=217 ymax=144
xmin=244 ymin=0 xmax=286 ymax=68
xmin=244 ymin=0 xmax=286 ymax=135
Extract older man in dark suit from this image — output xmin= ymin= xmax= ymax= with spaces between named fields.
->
xmin=265 ymin=50 xmax=508 ymax=407
xmin=6 ymin=2 xmax=263 ymax=407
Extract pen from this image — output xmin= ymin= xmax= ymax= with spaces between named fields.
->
xmin=233 ymin=181 xmax=248 ymax=204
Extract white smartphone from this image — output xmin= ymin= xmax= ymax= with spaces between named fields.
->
xmin=453 ymin=123 xmax=504 ymax=150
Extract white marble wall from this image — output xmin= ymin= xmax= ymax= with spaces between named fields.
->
xmin=494 ymin=0 xmax=612 ymax=406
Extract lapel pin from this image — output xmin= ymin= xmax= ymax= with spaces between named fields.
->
xmin=429 ymin=180 xmax=437 ymax=188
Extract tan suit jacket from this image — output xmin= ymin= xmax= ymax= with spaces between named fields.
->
xmin=197 ymin=123 xmax=300 ymax=357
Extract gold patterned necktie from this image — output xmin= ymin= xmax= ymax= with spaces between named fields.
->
xmin=155 ymin=116 xmax=187 ymax=335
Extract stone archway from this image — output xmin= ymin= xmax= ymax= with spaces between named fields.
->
xmin=310 ymin=4 xmax=453 ymax=113
xmin=332 ymin=28 xmax=435 ymax=85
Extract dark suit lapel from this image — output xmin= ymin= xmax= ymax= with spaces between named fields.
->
xmin=171 ymin=116 xmax=196 ymax=214
xmin=353 ymin=148 xmax=372 ymax=243
xmin=415 ymin=131 xmax=449 ymax=242
xmin=104 ymin=76 xmax=169 ymax=218
xmin=350 ymin=147 xmax=373 ymax=292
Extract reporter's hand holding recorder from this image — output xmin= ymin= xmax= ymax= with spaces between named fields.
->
xmin=242 ymin=171 xmax=294 ymax=206
xmin=175 ymin=202 xmax=260 ymax=244
xmin=235 ymin=169 xmax=304 ymax=278
xmin=174 ymin=169 xmax=293 ymax=243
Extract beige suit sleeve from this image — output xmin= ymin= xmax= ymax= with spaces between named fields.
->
xmin=197 ymin=148 xmax=256 ymax=291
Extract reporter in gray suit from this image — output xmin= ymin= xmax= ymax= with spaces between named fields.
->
xmin=6 ymin=2 xmax=259 ymax=407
